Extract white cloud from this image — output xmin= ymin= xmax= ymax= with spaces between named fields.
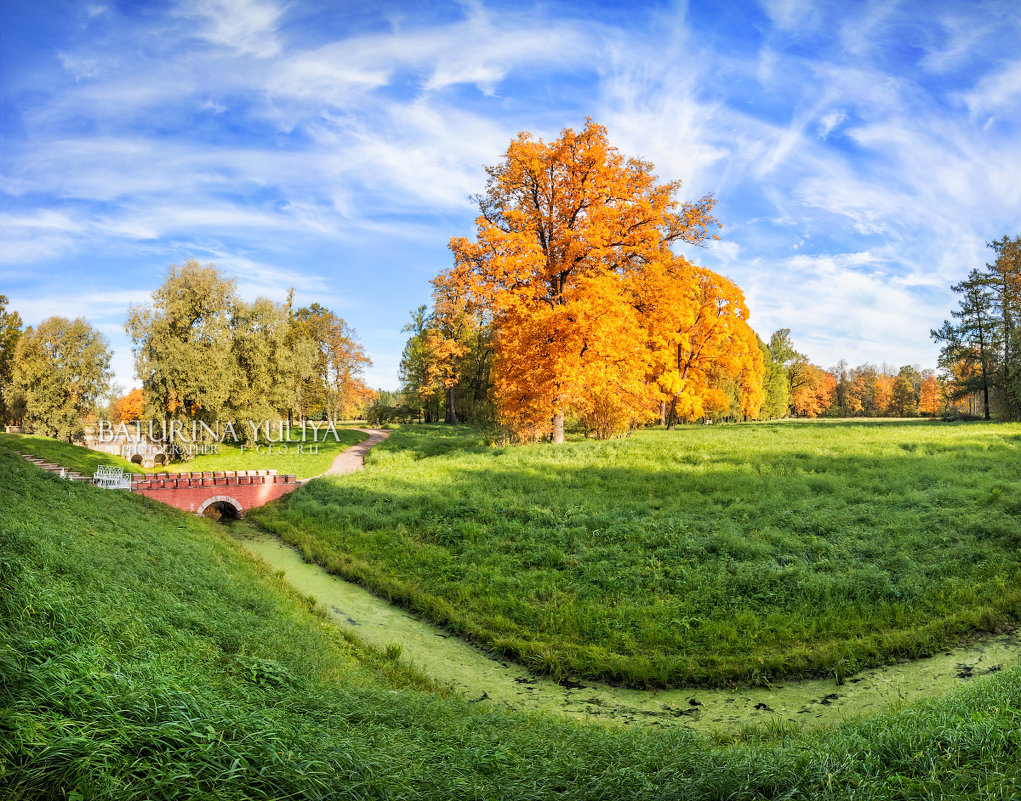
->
xmin=736 ymin=251 xmax=945 ymax=369
xmin=817 ymin=109 xmax=846 ymax=138
xmin=709 ymin=240 xmax=741 ymax=262
xmin=175 ymin=0 xmax=284 ymax=58
xmin=57 ymin=52 xmax=100 ymax=81
xmin=759 ymin=0 xmax=820 ymax=32
xmin=959 ymin=60 xmax=1021 ymax=118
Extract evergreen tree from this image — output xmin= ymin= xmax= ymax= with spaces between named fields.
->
xmin=932 ymin=268 xmax=998 ymax=420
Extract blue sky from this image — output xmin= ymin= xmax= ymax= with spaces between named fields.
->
xmin=3 ymin=0 xmax=1021 ymax=391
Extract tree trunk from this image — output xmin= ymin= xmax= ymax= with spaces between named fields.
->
xmin=660 ymin=401 xmax=667 ymax=426
xmin=667 ymin=396 xmax=678 ymax=430
xmin=445 ymin=386 xmax=457 ymax=424
xmin=978 ymin=330 xmax=991 ymax=420
xmin=551 ymin=411 xmax=565 ymax=444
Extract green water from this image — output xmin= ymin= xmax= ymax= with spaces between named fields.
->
xmin=232 ymin=526 xmax=1021 ymax=734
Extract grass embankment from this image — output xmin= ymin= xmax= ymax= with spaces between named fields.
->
xmin=254 ymin=421 xmax=1021 ymax=688
xmin=0 ymin=428 xmax=367 ymax=479
xmin=5 ymin=436 xmax=1021 ymax=798
xmin=0 ymin=432 xmax=140 ymax=474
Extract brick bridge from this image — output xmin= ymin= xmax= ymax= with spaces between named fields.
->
xmin=131 ymin=469 xmax=299 ymax=517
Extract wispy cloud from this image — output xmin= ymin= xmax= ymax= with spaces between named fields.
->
xmin=4 ymin=0 xmax=1021 ymax=387
xmin=174 ymin=0 xmax=284 ymax=58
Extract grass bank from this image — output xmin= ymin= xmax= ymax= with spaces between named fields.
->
xmin=254 ymin=420 xmax=1021 ymax=687
xmin=5 ymin=434 xmax=1021 ymax=798
xmin=0 ymin=432 xmax=140 ymax=474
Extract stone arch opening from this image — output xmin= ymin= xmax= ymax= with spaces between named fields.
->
xmin=197 ymin=495 xmax=244 ymax=522
xmin=153 ymin=453 xmax=168 ymax=466
xmin=130 ymin=454 xmax=143 ymax=465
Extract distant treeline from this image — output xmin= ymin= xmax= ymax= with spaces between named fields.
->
xmin=0 ymin=262 xmax=375 ymax=443
xmin=375 ymin=320 xmax=952 ymax=430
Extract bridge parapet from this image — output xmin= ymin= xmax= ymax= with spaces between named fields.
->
xmin=130 ymin=469 xmax=299 ymax=515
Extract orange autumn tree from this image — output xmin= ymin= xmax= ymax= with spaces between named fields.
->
xmin=641 ymin=258 xmax=764 ymax=426
xmin=874 ymin=373 xmax=895 ymax=414
xmin=791 ymin=365 xmax=836 ymax=417
xmin=115 ymin=387 xmax=144 ymax=422
xmin=447 ymin=119 xmax=718 ymax=442
xmin=918 ymin=374 xmax=941 ymax=417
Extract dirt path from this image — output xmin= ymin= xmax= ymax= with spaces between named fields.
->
xmin=313 ymin=428 xmax=390 ymax=479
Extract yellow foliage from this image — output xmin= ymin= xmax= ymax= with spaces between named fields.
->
xmin=446 ymin=119 xmax=766 ymax=440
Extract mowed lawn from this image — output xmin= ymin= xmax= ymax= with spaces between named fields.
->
xmin=254 ymin=420 xmax=1021 ymax=687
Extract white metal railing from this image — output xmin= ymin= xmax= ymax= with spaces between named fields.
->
xmin=92 ymin=465 xmax=132 ymax=490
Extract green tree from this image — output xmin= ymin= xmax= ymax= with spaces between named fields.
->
xmin=0 ymin=296 xmax=23 ymax=425
xmin=984 ymin=236 xmax=1021 ymax=418
xmin=11 ymin=317 xmax=112 ymax=441
xmin=399 ymin=306 xmax=441 ymax=423
xmin=291 ymin=304 xmax=372 ymax=421
xmin=757 ymin=336 xmax=789 ymax=418
xmin=768 ymin=329 xmax=809 ymax=414
xmin=231 ymin=297 xmax=316 ymax=428
xmin=127 ymin=260 xmax=238 ymax=429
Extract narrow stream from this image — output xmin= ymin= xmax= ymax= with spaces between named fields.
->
xmin=232 ymin=526 xmax=1021 ymax=733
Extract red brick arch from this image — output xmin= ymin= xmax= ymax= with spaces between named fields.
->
xmin=196 ymin=495 xmax=245 ymax=517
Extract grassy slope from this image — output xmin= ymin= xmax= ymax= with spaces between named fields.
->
xmin=254 ymin=421 xmax=1021 ymax=688
xmin=0 ymin=428 xmax=367 ymax=479
xmin=5 ymin=440 xmax=1021 ymax=799
xmin=0 ymin=432 xmax=140 ymax=474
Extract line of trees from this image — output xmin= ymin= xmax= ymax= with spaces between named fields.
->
xmin=126 ymin=260 xmax=374 ymax=438
xmin=763 ymin=331 xmax=947 ymax=420
xmin=0 ymin=262 xmax=375 ymax=444
xmin=394 ymin=308 xmax=948 ymax=432
xmin=390 ymin=121 xmax=950 ymax=440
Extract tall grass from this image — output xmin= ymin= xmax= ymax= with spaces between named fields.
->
xmin=254 ymin=420 xmax=1021 ymax=687
xmin=5 ymin=441 xmax=1021 ymax=798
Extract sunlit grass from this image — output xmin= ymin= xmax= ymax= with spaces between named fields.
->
xmin=5 ymin=438 xmax=1021 ymax=798
xmin=254 ymin=420 xmax=1021 ymax=687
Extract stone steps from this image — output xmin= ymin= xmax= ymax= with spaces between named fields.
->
xmin=20 ymin=453 xmax=90 ymax=481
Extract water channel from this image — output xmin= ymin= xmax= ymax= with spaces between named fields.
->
xmin=231 ymin=525 xmax=1021 ymax=733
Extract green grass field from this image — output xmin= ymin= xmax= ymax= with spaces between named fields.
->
xmin=253 ymin=420 xmax=1021 ymax=687
xmin=6 ymin=433 xmax=1021 ymax=798
xmin=0 ymin=428 xmax=367 ymax=479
